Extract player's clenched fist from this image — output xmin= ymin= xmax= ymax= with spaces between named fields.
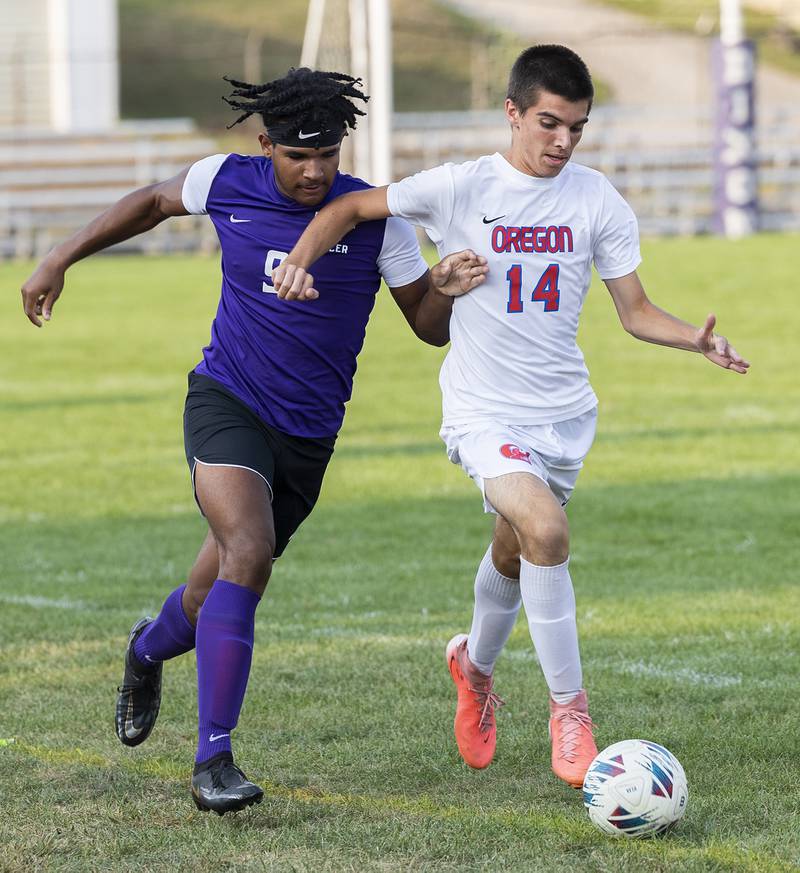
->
xmin=271 ymin=262 xmax=319 ymax=301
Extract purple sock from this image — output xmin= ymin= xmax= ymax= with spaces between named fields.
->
xmin=133 ymin=584 xmax=196 ymax=666
xmin=195 ymin=579 xmax=261 ymax=764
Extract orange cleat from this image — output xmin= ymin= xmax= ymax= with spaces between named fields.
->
xmin=548 ymin=689 xmax=597 ymax=788
xmin=445 ymin=633 xmax=505 ymax=769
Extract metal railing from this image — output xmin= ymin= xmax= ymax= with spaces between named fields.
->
xmin=393 ymin=105 xmax=800 ymax=236
xmin=2 ymin=106 xmax=798 ymax=259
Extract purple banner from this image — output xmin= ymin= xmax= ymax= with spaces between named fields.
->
xmin=712 ymin=39 xmax=758 ymax=237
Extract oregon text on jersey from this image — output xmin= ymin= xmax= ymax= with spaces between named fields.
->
xmin=490 ymin=225 xmax=574 ymax=254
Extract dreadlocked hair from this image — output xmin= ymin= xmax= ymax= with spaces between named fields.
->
xmin=222 ymin=67 xmax=369 ymax=134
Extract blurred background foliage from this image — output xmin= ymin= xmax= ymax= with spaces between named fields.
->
xmin=119 ymin=0 xmax=530 ymax=130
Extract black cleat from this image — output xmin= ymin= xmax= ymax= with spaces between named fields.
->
xmin=191 ymin=752 xmax=264 ymax=815
xmin=115 ymin=617 xmax=162 ymax=747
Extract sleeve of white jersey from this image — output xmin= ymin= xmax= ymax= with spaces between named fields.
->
xmin=376 ymin=217 xmax=429 ymax=288
xmin=181 ymin=154 xmax=229 ymax=215
xmin=592 ymin=179 xmax=642 ymax=280
xmin=385 ymin=164 xmax=456 ymax=248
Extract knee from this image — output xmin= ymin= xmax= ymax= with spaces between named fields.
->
xmin=217 ymin=531 xmax=275 ymax=593
xmin=517 ymin=512 xmax=569 ymax=565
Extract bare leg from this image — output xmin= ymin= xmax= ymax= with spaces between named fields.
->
xmin=483 ymin=471 xmax=596 ymax=785
xmin=484 ymin=472 xmax=569 ymax=566
xmin=193 ymin=463 xmax=274 ymax=594
xmin=182 ymin=529 xmax=220 ymax=625
xmin=484 ymin=471 xmax=582 ymax=696
xmin=191 ymin=462 xmax=274 ymax=767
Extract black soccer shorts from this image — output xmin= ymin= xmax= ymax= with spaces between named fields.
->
xmin=183 ymin=371 xmax=336 ymax=558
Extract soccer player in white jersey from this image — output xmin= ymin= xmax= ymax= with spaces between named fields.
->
xmin=273 ymin=45 xmax=749 ymax=788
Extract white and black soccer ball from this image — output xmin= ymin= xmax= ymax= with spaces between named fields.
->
xmin=582 ymin=739 xmax=688 ymax=838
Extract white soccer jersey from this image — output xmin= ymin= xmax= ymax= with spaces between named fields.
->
xmin=387 ymin=153 xmax=641 ymax=426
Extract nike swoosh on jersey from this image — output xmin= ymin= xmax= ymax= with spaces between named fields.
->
xmin=297 ymin=130 xmax=321 ymax=140
xmin=124 ymin=697 xmax=143 ymax=740
xmin=482 ymin=214 xmax=506 ymax=224
xmin=209 ymin=732 xmax=230 ymax=742
xmin=229 ymin=215 xmax=252 ymax=223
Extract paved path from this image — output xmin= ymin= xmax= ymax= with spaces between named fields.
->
xmin=443 ymin=0 xmax=799 ymax=109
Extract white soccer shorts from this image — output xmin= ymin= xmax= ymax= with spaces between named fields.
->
xmin=440 ymin=407 xmax=598 ymax=512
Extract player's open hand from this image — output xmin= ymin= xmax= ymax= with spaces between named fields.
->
xmin=271 ymin=262 xmax=319 ymax=301
xmin=695 ymin=314 xmax=750 ymax=374
xmin=21 ymin=260 xmax=65 ymax=327
xmin=431 ymin=249 xmax=489 ymax=297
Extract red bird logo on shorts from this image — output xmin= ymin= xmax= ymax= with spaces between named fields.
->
xmin=500 ymin=443 xmax=532 ymax=463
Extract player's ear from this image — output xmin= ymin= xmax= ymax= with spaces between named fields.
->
xmin=505 ymin=98 xmax=522 ymax=129
xmin=258 ymin=133 xmax=274 ymax=159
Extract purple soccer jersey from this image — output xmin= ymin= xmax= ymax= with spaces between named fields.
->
xmin=182 ymin=154 xmax=427 ymax=437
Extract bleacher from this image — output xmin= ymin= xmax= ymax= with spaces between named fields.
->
xmin=2 ymin=106 xmax=798 ymax=258
xmin=0 ymin=119 xmax=217 ymax=259
xmin=393 ymin=104 xmax=800 ymax=237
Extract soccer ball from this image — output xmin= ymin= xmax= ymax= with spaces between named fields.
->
xmin=582 ymin=739 xmax=688 ymax=837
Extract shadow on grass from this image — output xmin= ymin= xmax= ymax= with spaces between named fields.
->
xmin=1 ymin=471 xmax=795 ymax=617
xmin=595 ymin=421 xmax=800 ymax=444
xmin=0 ymin=393 xmax=156 ymax=412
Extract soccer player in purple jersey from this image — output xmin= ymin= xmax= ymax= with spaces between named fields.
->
xmin=20 ymin=68 xmax=488 ymax=814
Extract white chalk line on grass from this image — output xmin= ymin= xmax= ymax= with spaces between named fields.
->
xmin=591 ymin=658 xmax=784 ymax=690
xmin=503 ymin=650 xmax=782 ymax=689
xmin=0 ymin=594 xmax=164 ymax=614
xmin=0 ymin=594 xmax=91 ymax=611
xmin=614 ymin=659 xmax=743 ymax=688
xmin=0 ymin=596 xmax=787 ymax=692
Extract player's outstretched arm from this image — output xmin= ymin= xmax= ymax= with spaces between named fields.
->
xmin=21 ymin=169 xmax=190 ymax=327
xmin=272 ymin=186 xmax=392 ymax=301
xmin=605 ymin=271 xmax=750 ymax=374
xmin=390 ymin=249 xmax=489 ymax=346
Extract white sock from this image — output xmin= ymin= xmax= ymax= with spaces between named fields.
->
xmin=466 ymin=545 xmax=522 ymax=675
xmin=519 ymin=556 xmax=582 ymax=704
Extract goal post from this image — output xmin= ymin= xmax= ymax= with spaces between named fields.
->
xmin=300 ymin=0 xmax=327 ymax=68
xmin=300 ymin=0 xmax=393 ymax=183
xmin=366 ymin=0 xmax=392 ymax=185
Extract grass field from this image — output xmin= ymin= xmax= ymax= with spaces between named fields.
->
xmin=1 ymin=235 xmax=799 ymax=872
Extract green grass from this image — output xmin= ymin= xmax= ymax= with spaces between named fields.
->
xmin=1 ymin=235 xmax=799 ymax=871
xmin=598 ymin=0 xmax=800 ymax=77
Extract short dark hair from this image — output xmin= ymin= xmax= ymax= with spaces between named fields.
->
xmin=507 ymin=45 xmax=593 ymax=113
xmin=223 ymin=67 xmax=368 ymax=134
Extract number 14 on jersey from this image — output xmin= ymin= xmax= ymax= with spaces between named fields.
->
xmin=506 ymin=264 xmax=560 ymax=313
